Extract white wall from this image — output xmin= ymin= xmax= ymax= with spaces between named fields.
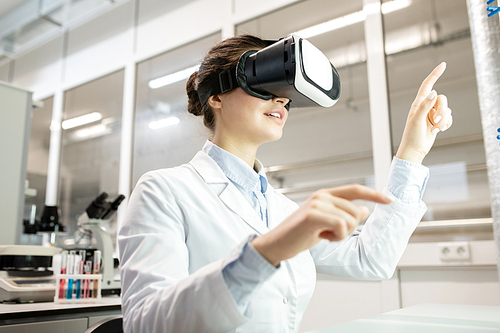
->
xmin=12 ymin=36 xmax=63 ymax=101
xmin=0 ymin=61 xmax=10 ymax=81
xmin=135 ymin=0 xmax=226 ymax=61
xmin=65 ymin=1 xmax=134 ymax=89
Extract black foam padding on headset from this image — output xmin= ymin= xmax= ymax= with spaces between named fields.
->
xmin=236 ymin=50 xmax=274 ymax=101
xmin=236 ymin=50 xmax=290 ymax=110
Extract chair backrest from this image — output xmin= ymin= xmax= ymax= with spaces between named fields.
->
xmin=84 ymin=315 xmax=123 ymax=333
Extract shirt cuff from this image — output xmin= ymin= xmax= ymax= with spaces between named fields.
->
xmin=222 ymin=235 xmax=278 ymax=314
xmin=386 ymin=157 xmax=430 ymax=204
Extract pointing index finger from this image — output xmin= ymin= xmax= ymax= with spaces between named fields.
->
xmin=326 ymin=184 xmax=393 ymax=204
xmin=413 ymin=62 xmax=446 ymax=108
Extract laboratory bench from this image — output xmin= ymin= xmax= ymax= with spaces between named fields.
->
xmin=304 ymin=303 xmax=500 ymax=332
xmin=0 ymin=296 xmax=121 ymax=332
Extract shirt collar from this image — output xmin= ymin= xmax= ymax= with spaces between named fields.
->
xmin=202 ymin=140 xmax=268 ymax=194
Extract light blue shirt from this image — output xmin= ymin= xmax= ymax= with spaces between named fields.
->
xmin=203 ymin=140 xmax=269 ymax=225
xmin=205 ymin=140 xmax=430 ymax=315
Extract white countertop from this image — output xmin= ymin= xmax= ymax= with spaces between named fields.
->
xmin=0 ymin=296 xmax=120 ymax=317
xmin=306 ymin=303 xmax=500 ymax=332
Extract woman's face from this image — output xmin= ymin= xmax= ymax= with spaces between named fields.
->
xmin=210 ymin=87 xmax=290 ymax=148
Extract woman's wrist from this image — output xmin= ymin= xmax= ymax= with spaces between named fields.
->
xmin=251 ymin=235 xmax=282 ymax=267
xmin=395 ymin=149 xmax=424 ymax=165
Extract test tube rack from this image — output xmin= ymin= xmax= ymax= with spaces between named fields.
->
xmin=53 ymin=274 xmax=102 ymax=303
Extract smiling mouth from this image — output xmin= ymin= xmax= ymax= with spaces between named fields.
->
xmin=264 ymin=112 xmax=282 ymax=119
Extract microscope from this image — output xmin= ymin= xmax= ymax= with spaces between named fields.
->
xmin=74 ymin=192 xmax=125 ymax=296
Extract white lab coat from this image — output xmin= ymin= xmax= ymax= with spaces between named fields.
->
xmin=119 ymin=150 xmax=427 ymax=333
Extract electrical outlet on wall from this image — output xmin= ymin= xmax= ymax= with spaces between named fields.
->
xmin=438 ymin=241 xmax=471 ymax=262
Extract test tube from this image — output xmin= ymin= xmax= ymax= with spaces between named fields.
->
xmin=76 ymin=250 xmax=86 ymax=299
xmin=74 ymin=254 xmax=81 ymax=299
xmin=59 ymin=250 xmax=68 ymax=299
xmin=84 ymin=261 xmax=92 ymax=298
xmin=66 ymin=251 xmax=76 ymax=299
xmin=73 ymin=254 xmax=81 ymax=298
xmin=93 ymin=250 xmax=101 ymax=298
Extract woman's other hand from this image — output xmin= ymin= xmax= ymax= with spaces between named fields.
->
xmin=396 ymin=62 xmax=453 ymax=164
xmin=251 ymin=185 xmax=392 ymax=266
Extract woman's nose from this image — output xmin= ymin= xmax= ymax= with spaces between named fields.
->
xmin=273 ymin=96 xmax=290 ymax=106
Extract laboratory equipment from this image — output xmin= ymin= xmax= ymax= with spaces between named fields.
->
xmin=0 ymin=245 xmax=61 ymax=303
xmin=0 ymin=82 xmax=33 ymax=245
xmin=53 ymin=249 xmax=103 ymax=303
xmin=39 ymin=205 xmax=63 ymax=232
xmin=73 ymin=192 xmax=125 ymax=296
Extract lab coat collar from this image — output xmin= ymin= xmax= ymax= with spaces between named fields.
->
xmin=189 ymin=150 xmax=228 ymax=185
xmin=189 ymin=151 xmax=269 ymax=235
xmin=202 ymin=140 xmax=268 ymax=194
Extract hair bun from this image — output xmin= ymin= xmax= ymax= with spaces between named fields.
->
xmin=186 ymin=71 xmax=203 ymax=116
xmin=185 ymin=35 xmax=269 ymax=133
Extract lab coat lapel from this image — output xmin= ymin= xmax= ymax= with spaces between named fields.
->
xmin=218 ymin=185 xmax=269 ymax=235
xmin=189 ymin=151 xmax=269 ymax=235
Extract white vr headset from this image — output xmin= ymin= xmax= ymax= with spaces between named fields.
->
xmin=197 ymin=34 xmax=341 ymax=110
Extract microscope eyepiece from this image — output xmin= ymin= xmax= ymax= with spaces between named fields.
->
xmin=95 ymin=192 xmax=108 ymax=204
xmin=86 ymin=192 xmax=109 ymax=219
xmin=110 ymin=195 xmax=125 ymax=210
xmin=86 ymin=192 xmax=126 ymax=220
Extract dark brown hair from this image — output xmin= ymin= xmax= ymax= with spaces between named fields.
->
xmin=186 ymin=35 xmax=269 ymax=132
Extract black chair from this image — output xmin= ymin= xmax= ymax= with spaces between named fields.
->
xmin=84 ymin=315 xmax=123 ymax=333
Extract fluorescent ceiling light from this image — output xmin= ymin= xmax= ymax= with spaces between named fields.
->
xmin=294 ymin=0 xmax=411 ymax=39
xmin=296 ymin=11 xmax=366 ymax=38
xmin=149 ymin=116 xmax=180 ymax=130
xmin=72 ymin=124 xmax=111 ymax=140
xmin=62 ymin=112 xmax=102 ymax=129
xmin=382 ymin=0 xmax=412 ymax=14
xmin=149 ymin=64 xmax=200 ymax=89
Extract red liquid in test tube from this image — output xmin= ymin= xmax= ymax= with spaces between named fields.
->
xmin=59 ymin=250 xmax=68 ymax=299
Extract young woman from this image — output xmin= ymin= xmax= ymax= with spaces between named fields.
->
xmin=118 ymin=35 xmax=452 ymax=333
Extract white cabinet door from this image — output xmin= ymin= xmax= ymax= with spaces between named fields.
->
xmin=400 ymin=267 xmax=500 ymax=307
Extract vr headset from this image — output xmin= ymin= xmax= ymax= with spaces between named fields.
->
xmin=197 ymin=34 xmax=341 ymax=110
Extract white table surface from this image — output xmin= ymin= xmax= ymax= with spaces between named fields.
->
xmin=305 ymin=303 xmax=500 ymax=332
xmin=0 ymin=296 xmax=121 ymax=316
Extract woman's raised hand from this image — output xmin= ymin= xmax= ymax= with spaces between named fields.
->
xmin=251 ymin=185 xmax=392 ymax=266
xmin=395 ymin=62 xmax=453 ymax=164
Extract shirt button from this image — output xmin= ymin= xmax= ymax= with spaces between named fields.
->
xmin=283 ymin=297 xmax=289 ymax=304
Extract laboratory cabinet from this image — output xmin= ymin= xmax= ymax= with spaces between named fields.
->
xmin=0 ymin=81 xmax=33 ymax=246
xmin=398 ymin=239 xmax=500 ymax=308
xmin=0 ymin=316 xmax=118 ymax=333
xmin=0 ymin=318 xmax=88 ymax=333
xmin=299 ymin=236 xmax=499 ymax=332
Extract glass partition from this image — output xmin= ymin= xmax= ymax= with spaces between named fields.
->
xmin=133 ymin=33 xmax=221 ymax=186
xmin=59 ymin=70 xmax=124 ymax=242
xmin=383 ymin=0 xmax=491 ymax=221
xmin=236 ymin=0 xmax=372 ymax=205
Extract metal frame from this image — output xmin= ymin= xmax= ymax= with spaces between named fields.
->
xmin=362 ymin=0 xmax=393 ymax=191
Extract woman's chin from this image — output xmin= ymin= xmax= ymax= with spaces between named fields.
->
xmin=262 ymin=131 xmax=283 ymax=144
